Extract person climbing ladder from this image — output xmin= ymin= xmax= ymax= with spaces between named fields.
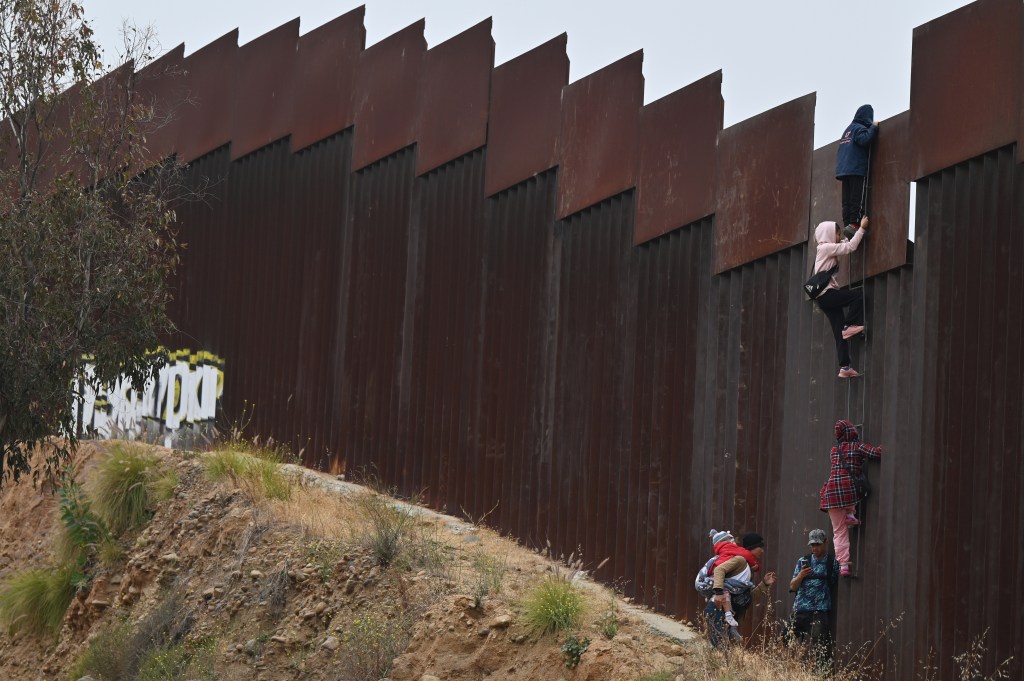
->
xmin=818 ymin=420 xmax=882 ymax=577
xmin=811 ymin=216 xmax=872 ymax=378
xmin=836 ymin=104 xmax=878 ymax=237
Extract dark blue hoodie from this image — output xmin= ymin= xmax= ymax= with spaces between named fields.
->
xmin=835 ymin=105 xmax=877 ymax=178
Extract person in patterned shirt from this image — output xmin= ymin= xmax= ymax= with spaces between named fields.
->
xmin=788 ymin=529 xmax=840 ymax=668
xmin=818 ymin=420 xmax=882 ymax=576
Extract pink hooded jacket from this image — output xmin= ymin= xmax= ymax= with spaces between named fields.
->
xmin=812 ymin=221 xmax=866 ymax=296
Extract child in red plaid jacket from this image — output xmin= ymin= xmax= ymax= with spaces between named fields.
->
xmin=818 ymin=420 xmax=882 ymax=576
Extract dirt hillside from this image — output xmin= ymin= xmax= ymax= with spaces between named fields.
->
xmin=0 ymin=441 xmax=715 ymax=681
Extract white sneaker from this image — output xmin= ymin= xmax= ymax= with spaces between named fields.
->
xmin=725 ymin=611 xmax=739 ymax=628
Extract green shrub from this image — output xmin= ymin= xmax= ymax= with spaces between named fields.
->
xmin=0 ymin=565 xmax=76 ymax=638
xmin=561 ymin=635 xmax=590 ymax=669
xmin=522 ymin=574 xmax=585 ymax=635
xmin=204 ymin=449 xmax=292 ymax=501
xmin=93 ymin=444 xmax=159 ymax=534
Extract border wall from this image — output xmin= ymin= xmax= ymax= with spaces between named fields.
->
xmin=156 ymin=1 xmax=1024 ymax=676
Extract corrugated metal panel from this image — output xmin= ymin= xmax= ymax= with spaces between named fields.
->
xmin=549 ymin=192 xmax=638 ymax=582
xmin=338 ymin=149 xmax=417 ymax=476
xmin=714 ymin=93 xmax=815 ymax=273
xmin=909 ymin=0 xmax=1021 ymax=177
xmin=484 ymin=35 xmax=567 ymax=196
xmin=230 ymin=20 xmax=299 ymax=160
xmin=289 ymin=9 xmax=365 ymax=153
xmin=415 ymin=20 xmax=494 ymax=176
xmin=479 ymin=171 xmax=558 ymax=546
xmin=634 ymin=71 xmax=722 ymax=245
xmin=168 ymin=134 xmax=351 ymax=462
xmin=555 ymin=52 xmax=644 ymax=220
xmin=178 ymin=30 xmax=238 ymax=163
xmin=351 ymin=22 xmax=425 ymax=171
xmin=907 ymin=145 xmax=1024 ymax=679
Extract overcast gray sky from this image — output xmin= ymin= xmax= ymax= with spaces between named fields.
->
xmin=83 ymin=0 xmax=973 ymax=148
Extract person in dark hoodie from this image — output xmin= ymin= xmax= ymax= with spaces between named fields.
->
xmin=835 ymin=105 xmax=878 ymax=236
xmin=812 ymin=216 xmax=871 ymax=378
xmin=699 ymin=531 xmax=776 ymax=646
xmin=818 ymin=420 xmax=882 ymax=577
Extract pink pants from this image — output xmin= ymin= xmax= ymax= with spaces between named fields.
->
xmin=828 ymin=506 xmax=857 ymax=565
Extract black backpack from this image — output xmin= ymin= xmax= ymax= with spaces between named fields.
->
xmin=803 ymin=263 xmax=839 ymax=300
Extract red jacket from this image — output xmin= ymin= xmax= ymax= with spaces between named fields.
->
xmin=711 ymin=541 xmax=761 ymax=573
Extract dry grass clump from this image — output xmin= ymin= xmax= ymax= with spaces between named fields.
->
xmin=262 ymin=485 xmax=360 ymax=540
xmin=334 ymin=609 xmax=416 ymax=681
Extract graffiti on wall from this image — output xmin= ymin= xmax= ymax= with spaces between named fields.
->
xmin=73 ymin=349 xmax=225 ymax=447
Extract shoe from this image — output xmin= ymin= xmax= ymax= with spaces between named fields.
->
xmin=725 ymin=611 xmax=739 ymax=628
xmin=837 ymin=367 xmax=861 ymax=378
xmin=842 ymin=325 xmax=865 ymax=340
xmin=845 ymin=515 xmax=861 ymax=526
xmin=728 ymin=626 xmax=743 ymax=643
xmin=840 ymin=564 xmax=852 ymax=577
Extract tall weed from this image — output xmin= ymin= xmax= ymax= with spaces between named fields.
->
xmin=0 ymin=565 xmax=76 ymax=638
xmin=353 ymin=492 xmax=417 ymax=568
xmin=93 ymin=444 xmax=159 ymax=534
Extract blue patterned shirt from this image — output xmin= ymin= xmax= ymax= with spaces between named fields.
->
xmin=792 ymin=554 xmax=840 ymax=613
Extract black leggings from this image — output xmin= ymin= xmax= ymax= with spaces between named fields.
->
xmin=840 ymin=175 xmax=866 ymax=227
xmin=816 ymin=288 xmax=864 ymax=368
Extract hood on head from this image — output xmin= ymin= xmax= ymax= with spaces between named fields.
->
xmin=815 ymin=221 xmax=840 ymax=244
xmin=835 ymin=419 xmax=860 ymax=442
xmin=853 ymin=104 xmax=874 ymax=125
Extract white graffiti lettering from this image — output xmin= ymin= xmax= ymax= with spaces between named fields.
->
xmin=72 ymin=349 xmax=225 ymax=447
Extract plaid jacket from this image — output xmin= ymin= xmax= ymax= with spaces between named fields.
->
xmin=819 ymin=420 xmax=882 ymax=510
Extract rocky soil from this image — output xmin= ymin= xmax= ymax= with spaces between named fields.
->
xmin=0 ymin=442 xmax=702 ymax=681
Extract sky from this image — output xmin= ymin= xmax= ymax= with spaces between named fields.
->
xmin=82 ymin=0 xmax=974 ymax=149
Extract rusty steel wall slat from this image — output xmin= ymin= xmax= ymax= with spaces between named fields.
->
xmin=351 ymin=22 xmax=425 ymax=171
xmin=484 ymin=35 xmax=568 ymax=196
xmin=910 ymin=0 xmax=1021 ymax=178
xmin=550 ymin=192 xmax=638 ymax=585
xmin=133 ymin=44 xmax=186 ymax=169
xmin=404 ymin=151 xmax=487 ymax=511
xmin=555 ymin=52 xmax=644 ymax=220
xmin=415 ymin=20 xmax=494 ymax=176
xmin=178 ymin=30 xmax=238 ymax=163
xmin=290 ymin=9 xmax=365 ymax=153
xmin=230 ymin=20 xmax=299 ymax=160
xmin=339 ymin=149 xmax=417 ymax=482
xmin=634 ymin=71 xmax=722 ymax=245
xmin=715 ymin=93 xmax=815 ymax=274
xmin=480 ymin=170 xmax=559 ymax=546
